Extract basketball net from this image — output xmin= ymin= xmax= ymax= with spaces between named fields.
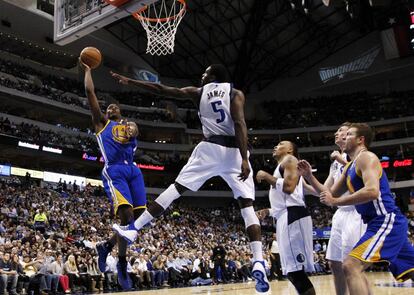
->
xmin=132 ymin=0 xmax=186 ymax=55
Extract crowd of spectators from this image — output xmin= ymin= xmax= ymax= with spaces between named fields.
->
xmin=121 ymin=109 xmax=178 ymax=124
xmin=3 ymin=57 xmax=414 ymax=132
xmin=1 ymin=57 xmax=414 ymax=152
xmin=2 ymin=113 xmax=413 ymax=189
xmin=0 ymin=58 xmax=185 ymax=124
xmin=250 ymin=91 xmax=414 ymax=130
xmin=0 ymin=176 xmax=276 ymax=294
xmin=0 ymin=117 xmax=96 ymax=153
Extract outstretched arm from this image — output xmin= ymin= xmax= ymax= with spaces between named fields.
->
xmin=297 ymin=160 xmax=330 ymax=194
xmin=110 ymin=71 xmax=200 ymax=103
xmin=230 ymin=89 xmax=250 ymax=181
xmin=80 ymin=60 xmax=106 ymax=132
xmin=303 ymin=182 xmax=319 ymax=196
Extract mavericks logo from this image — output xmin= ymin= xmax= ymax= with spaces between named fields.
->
xmin=319 ymin=46 xmax=380 ymax=83
xmin=296 ymin=253 xmax=305 ymax=263
xmin=136 ymin=69 xmax=159 ymax=83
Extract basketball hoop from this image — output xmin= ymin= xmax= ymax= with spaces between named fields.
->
xmin=132 ymin=0 xmax=186 ymax=55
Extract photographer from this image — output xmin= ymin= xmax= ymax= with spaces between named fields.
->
xmin=211 ymin=243 xmax=228 ymax=283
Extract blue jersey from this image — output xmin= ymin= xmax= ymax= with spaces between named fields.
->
xmin=95 ymin=120 xmax=146 ymax=215
xmin=346 ymin=154 xmax=414 ymax=281
xmin=345 ymin=158 xmax=398 ymax=223
xmin=96 ymin=120 xmax=137 ymax=166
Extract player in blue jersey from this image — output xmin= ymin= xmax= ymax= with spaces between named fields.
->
xmin=298 ymin=123 xmax=414 ymax=294
xmin=80 ymin=60 xmax=146 ymax=290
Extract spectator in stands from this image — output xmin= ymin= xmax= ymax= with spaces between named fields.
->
xmin=314 ymin=240 xmax=322 ymax=253
xmin=211 ymin=243 xmax=228 ymax=284
xmin=43 ymin=250 xmax=58 ymax=293
xmin=166 ymin=254 xmax=182 ymax=287
xmin=269 ymin=234 xmax=283 ymax=281
xmin=190 ymin=251 xmax=213 ymax=286
xmin=152 ymin=255 xmax=169 ymax=288
xmin=85 ymin=255 xmax=103 ymax=292
xmin=50 ymin=253 xmax=70 ymax=293
xmin=103 ymin=251 xmax=117 ymax=291
xmin=174 ymin=251 xmax=191 ymax=284
xmin=64 ymin=255 xmax=80 ymax=292
xmin=0 ymin=252 xmax=18 ymax=295
xmin=133 ymin=254 xmax=151 ymax=288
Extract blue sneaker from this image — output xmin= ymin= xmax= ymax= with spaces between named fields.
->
xmin=96 ymin=243 xmax=110 ymax=273
xmin=251 ymin=261 xmax=270 ymax=293
xmin=117 ymin=260 xmax=132 ymax=290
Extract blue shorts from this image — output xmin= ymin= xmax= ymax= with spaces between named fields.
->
xmin=349 ymin=211 xmax=414 ymax=281
xmin=102 ymin=164 xmax=146 ymax=215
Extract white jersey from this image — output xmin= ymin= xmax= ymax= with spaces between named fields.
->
xmin=269 ymin=163 xmax=314 ymax=275
xmin=269 ymin=163 xmax=306 ymax=219
xmin=198 ymin=82 xmax=235 ymax=138
xmin=327 ymin=152 xmax=367 ymax=262
xmin=330 ymin=152 xmax=353 ymax=211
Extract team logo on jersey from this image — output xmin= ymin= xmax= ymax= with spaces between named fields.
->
xmin=296 ymin=253 xmax=305 ymax=263
xmin=112 ymin=125 xmax=129 ymax=144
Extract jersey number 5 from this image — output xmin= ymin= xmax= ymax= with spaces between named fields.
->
xmin=211 ymin=101 xmax=225 ymax=123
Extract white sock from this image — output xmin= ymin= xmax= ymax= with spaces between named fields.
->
xmin=133 ymin=210 xmax=154 ymax=231
xmin=133 ymin=184 xmax=181 ymax=231
xmin=250 ymin=241 xmax=263 ymax=261
xmin=155 ymin=184 xmax=181 ymax=210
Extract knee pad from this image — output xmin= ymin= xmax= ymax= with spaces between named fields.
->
xmin=287 ymin=270 xmax=314 ymax=294
xmin=240 ymin=206 xmax=260 ymax=229
xmin=155 ymin=184 xmax=181 ymax=210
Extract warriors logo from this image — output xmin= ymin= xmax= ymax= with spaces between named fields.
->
xmin=112 ymin=124 xmax=130 ymax=144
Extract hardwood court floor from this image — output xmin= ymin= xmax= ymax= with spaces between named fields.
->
xmin=114 ymin=272 xmax=414 ymax=295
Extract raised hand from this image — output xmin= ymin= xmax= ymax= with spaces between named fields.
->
xmin=126 ymin=121 xmax=139 ymax=138
xmin=297 ymin=160 xmax=313 ymax=178
xmin=110 ymin=71 xmax=129 ymax=85
xmin=330 ymin=150 xmax=341 ymax=162
xmin=79 ymin=58 xmax=90 ymax=72
xmin=256 ymin=170 xmax=269 ymax=184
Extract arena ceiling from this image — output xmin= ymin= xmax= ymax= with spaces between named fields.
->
xmin=105 ymin=0 xmax=405 ymax=91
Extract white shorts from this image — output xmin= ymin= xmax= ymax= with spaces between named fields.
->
xmin=326 ymin=207 xmax=366 ymax=262
xmin=276 ymin=208 xmax=315 ymax=275
xmin=175 ymin=141 xmax=255 ymax=199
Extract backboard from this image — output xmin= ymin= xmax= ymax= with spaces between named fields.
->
xmin=53 ymin=0 xmax=158 ymax=46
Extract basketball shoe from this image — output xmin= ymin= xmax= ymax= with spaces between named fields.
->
xmin=251 ymin=261 xmax=270 ymax=293
xmin=112 ymin=224 xmax=138 ymax=244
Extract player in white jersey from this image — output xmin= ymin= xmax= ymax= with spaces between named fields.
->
xmin=110 ymin=64 xmax=269 ymax=293
xmin=256 ymin=141 xmax=316 ymax=295
xmin=297 ymin=123 xmax=366 ymax=295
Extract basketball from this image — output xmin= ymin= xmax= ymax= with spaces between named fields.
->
xmin=80 ymin=47 xmax=102 ymax=69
